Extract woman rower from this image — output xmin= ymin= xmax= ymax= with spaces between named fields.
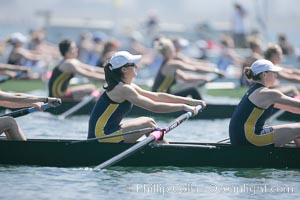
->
xmin=48 ymin=39 xmax=105 ymax=102
xmin=229 ymin=59 xmax=300 ymax=147
xmin=152 ymin=37 xmax=223 ymax=100
xmin=6 ymin=32 xmax=45 ymax=79
xmin=0 ymin=91 xmax=61 ymax=141
xmin=264 ymin=44 xmax=300 ymax=96
xmin=0 ymin=63 xmax=29 ymax=79
xmin=88 ymin=51 xmax=206 ymax=143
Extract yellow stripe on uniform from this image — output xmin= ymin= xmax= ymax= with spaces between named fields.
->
xmin=51 ymin=73 xmax=72 ymax=97
xmin=95 ymin=104 xmax=124 ymax=143
xmin=244 ymin=108 xmax=274 ymax=146
xmin=157 ymin=77 xmax=174 ymax=93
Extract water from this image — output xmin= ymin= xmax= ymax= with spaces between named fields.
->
xmin=1 ymin=111 xmax=299 ymax=199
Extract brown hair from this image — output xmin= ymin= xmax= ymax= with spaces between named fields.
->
xmin=244 ymin=67 xmax=261 ymax=81
xmin=220 ymin=35 xmax=234 ymax=48
xmin=103 ymin=63 xmax=126 ymax=92
xmin=59 ymin=39 xmax=72 ymax=57
xmin=264 ymin=44 xmax=282 ymax=60
xmin=247 ymin=37 xmax=261 ymax=51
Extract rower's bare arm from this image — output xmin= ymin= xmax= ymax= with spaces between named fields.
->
xmin=175 ymin=69 xmax=209 ymax=83
xmin=81 ymin=62 xmax=105 ymax=74
xmin=18 ymin=48 xmax=42 ymax=61
xmin=0 ymin=63 xmax=28 ymax=72
xmin=0 ymin=91 xmax=60 ymax=104
xmin=0 ymin=101 xmax=39 ymax=108
xmin=172 ymin=59 xmax=222 ymax=76
xmin=132 ymin=83 xmax=206 ymax=108
xmin=68 ymin=61 xmax=105 ymax=81
xmin=122 ymin=84 xmax=190 ymax=113
xmin=274 ymin=93 xmax=300 ymax=114
xmin=278 ymin=71 xmax=300 ymax=83
xmin=282 ymin=65 xmax=300 ymax=75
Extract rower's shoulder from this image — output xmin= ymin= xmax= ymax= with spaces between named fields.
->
xmin=63 ymin=58 xmax=80 ymax=65
xmin=60 ymin=59 xmax=80 ymax=71
xmin=258 ymin=87 xmax=283 ymax=99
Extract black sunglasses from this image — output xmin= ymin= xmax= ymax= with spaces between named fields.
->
xmin=125 ymin=63 xmax=136 ymax=68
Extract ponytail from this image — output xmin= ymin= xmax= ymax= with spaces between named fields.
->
xmin=244 ymin=67 xmax=261 ymax=81
xmin=103 ymin=63 xmax=124 ymax=92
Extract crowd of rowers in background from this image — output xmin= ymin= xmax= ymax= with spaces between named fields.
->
xmin=0 ymin=27 xmax=300 ymax=147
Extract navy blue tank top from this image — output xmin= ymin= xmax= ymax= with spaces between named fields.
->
xmin=48 ymin=60 xmax=74 ymax=97
xmin=229 ymin=83 xmax=274 ymax=145
xmin=88 ymin=91 xmax=133 ymax=139
xmin=152 ymin=59 xmax=176 ymax=93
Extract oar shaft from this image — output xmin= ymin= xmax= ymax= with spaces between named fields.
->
xmin=58 ymin=90 xmax=100 ymax=120
xmin=0 ymin=101 xmax=60 ymax=118
xmin=70 ymin=127 xmax=155 ymax=144
xmin=94 ymin=135 xmax=156 ymax=170
xmin=0 ymin=75 xmax=12 ymax=83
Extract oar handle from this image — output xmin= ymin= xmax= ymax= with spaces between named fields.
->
xmin=26 ymin=102 xmax=55 ymax=113
xmin=164 ymin=105 xmax=202 ymax=134
xmin=0 ymin=100 xmax=61 ymax=118
xmin=94 ymin=134 xmax=158 ymax=171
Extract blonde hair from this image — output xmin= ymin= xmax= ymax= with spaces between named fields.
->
xmin=247 ymin=37 xmax=261 ymax=51
xmin=154 ymin=37 xmax=174 ymax=55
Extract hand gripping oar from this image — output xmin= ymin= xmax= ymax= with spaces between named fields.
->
xmin=0 ymin=101 xmax=61 ymax=118
xmin=93 ymin=105 xmax=203 ymax=171
xmin=58 ymin=90 xmax=101 ymax=120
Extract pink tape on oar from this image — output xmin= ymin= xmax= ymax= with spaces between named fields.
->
xmin=44 ymin=71 xmax=52 ymax=80
xmin=294 ymin=95 xmax=300 ymax=100
xmin=91 ymin=90 xmax=101 ymax=99
xmin=150 ymin=130 xmax=163 ymax=141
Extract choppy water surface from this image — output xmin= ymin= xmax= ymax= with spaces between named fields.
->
xmin=1 ymin=113 xmax=299 ymax=200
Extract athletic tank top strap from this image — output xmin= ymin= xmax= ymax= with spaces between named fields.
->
xmin=246 ymin=82 xmax=264 ymax=96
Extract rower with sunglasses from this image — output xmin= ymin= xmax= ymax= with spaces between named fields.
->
xmin=88 ymin=51 xmax=206 ymax=143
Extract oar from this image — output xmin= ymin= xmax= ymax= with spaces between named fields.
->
xmin=268 ymin=95 xmax=300 ymax=122
xmin=0 ymin=101 xmax=61 ymax=118
xmin=57 ymin=90 xmax=101 ymax=120
xmin=0 ymin=71 xmax=27 ymax=83
xmin=267 ymin=109 xmax=285 ymax=122
xmin=69 ymin=127 xmax=155 ymax=144
xmin=216 ymin=138 xmax=230 ymax=143
xmin=93 ymin=104 xmax=203 ymax=171
xmin=172 ymin=74 xmax=221 ymax=95
xmin=0 ymin=75 xmax=12 ymax=83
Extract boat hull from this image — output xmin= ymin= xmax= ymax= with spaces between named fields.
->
xmin=0 ymin=139 xmax=299 ymax=168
